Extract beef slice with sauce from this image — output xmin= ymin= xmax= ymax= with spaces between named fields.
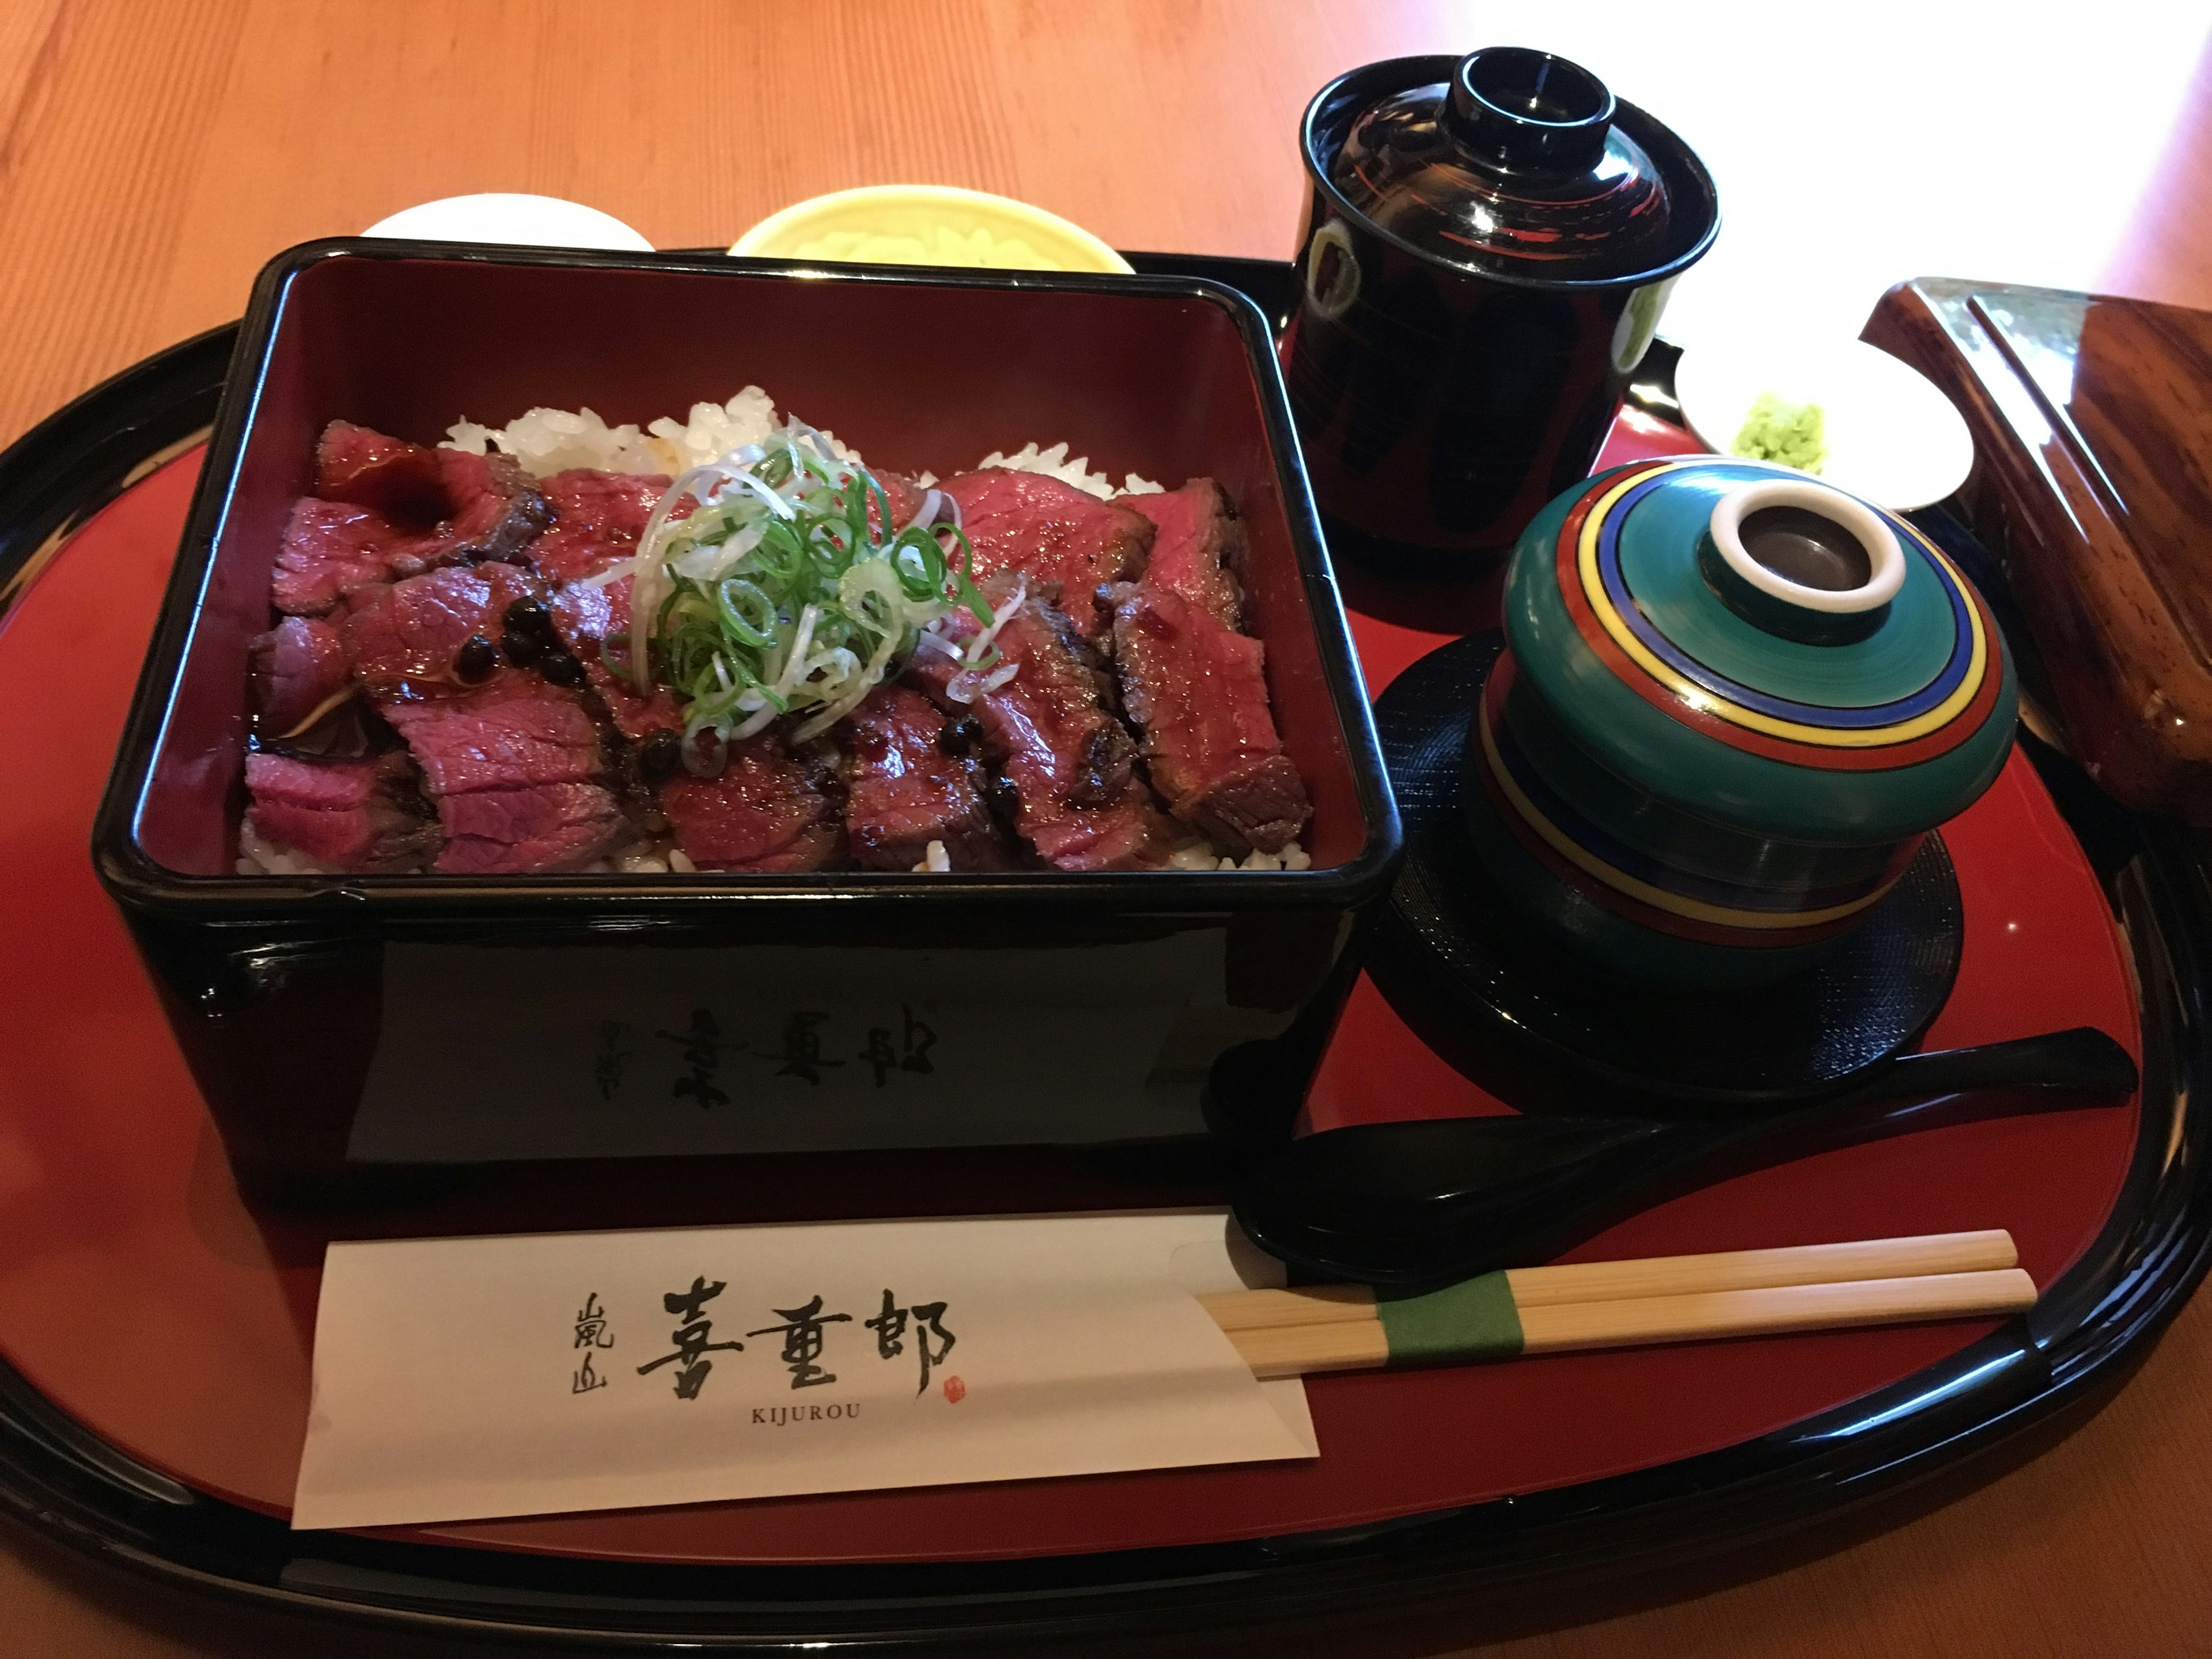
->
xmin=249 ymin=615 xmax=353 ymax=736
xmin=937 ymin=469 xmax=1153 ymax=638
xmin=1122 ymin=479 xmax=1247 ymax=631
xmin=271 ymin=426 xmax=553 ymax=615
xmin=336 ymin=563 xmax=548 ymax=691
xmin=529 ymin=468 xmax=676 ymax=587
xmin=907 ymin=574 xmax=1176 ymax=870
xmin=242 ymin=751 xmax=440 ymax=873
xmin=380 ymin=672 xmax=625 ymax=873
xmin=658 ymin=732 xmax=845 ymax=872
xmin=547 ymin=571 xmax=685 ymax=741
xmin=842 ymin=684 xmax=1014 ymax=870
xmin=314 ymin=420 xmax=454 ymax=521
xmin=1109 ymin=582 xmax=1310 ymax=854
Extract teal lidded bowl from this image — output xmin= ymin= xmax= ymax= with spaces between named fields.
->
xmin=1464 ymin=457 xmax=2016 ymax=984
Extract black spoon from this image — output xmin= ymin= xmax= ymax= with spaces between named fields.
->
xmin=1228 ymin=1027 xmax=2137 ymax=1285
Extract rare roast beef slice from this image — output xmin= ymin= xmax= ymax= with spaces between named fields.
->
xmin=249 ymin=615 xmax=352 ymax=735
xmin=381 ymin=672 xmax=607 ymax=796
xmin=435 ymin=782 xmax=628 ymax=875
xmin=937 ymin=470 xmax=1154 ymax=637
xmin=531 ymin=469 xmax=676 ymax=586
xmin=658 ymin=733 xmax=844 ymax=872
xmin=339 ymin=563 xmax=544 ymax=692
xmin=546 ymin=573 xmax=685 ymax=740
xmin=242 ymin=751 xmax=440 ymax=873
xmin=314 ymin=421 xmax=452 ymax=520
xmin=906 ymin=573 xmax=1167 ymax=869
xmin=842 ymin=684 xmax=1014 ymax=870
xmin=380 ymin=673 xmax=624 ymax=873
xmin=907 ymin=574 xmax=1132 ymax=810
xmin=272 ymin=499 xmax=413 ymax=616
xmin=272 ymin=449 xmax=551 ymax=616
xmin=1109 ymin=582 xmax=1310 ymax=853
xmin=431 ymin=450 xmax=555 ymax=565
xmin=1024 ymin=781 xmax=1181 ymax=872
xmin=315 ymin=421 xmax=553 ymax=559
xmin=1123 ymin=479 xmax=1245 ymax=631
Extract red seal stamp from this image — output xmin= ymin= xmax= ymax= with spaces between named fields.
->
xmin=941 ymin=1375 xmax=967 ymax=1404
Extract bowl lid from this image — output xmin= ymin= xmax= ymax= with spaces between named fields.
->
xmin=1326 ymin=48 xmax=1678 ymax=283
xmin=1503 ymin=458 xmax=2017 ymax=843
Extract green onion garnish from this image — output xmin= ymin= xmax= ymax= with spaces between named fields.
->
xmin=602 ymin=426 xmax=1006 ymax=750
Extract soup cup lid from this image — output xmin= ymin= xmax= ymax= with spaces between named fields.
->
xmin=1320 ymin=47 xmax=1680 ymax=283
xmin=1501 ymin=457 xmax=2017 ymax=844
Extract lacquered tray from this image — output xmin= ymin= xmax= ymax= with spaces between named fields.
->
xmin=0 ymin=253 xmax=2203 ymax=1654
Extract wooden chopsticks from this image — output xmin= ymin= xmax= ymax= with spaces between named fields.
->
xmin=1201 ymin=1230 xmax=2036 ymax=1380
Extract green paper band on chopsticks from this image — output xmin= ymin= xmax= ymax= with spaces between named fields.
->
xmin=1374 ymin=1272 xmax=1524 ymax=1363
xmin=1199 ymin=1230 xmax=2037 ymax=1380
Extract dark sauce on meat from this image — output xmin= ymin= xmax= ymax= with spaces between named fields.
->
xmin=637 ymin=729 xmax=684 ymax=783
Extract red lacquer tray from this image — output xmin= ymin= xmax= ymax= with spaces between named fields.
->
xmin=0 ymin=256 xmax=2202 ymax=1653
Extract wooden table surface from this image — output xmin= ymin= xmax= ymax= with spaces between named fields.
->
xmin=3 ymin=3 xmax=2210 ymax=1654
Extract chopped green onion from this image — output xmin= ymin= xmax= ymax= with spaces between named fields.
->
xmin=612 ymin=426 xmax=994 ymax=747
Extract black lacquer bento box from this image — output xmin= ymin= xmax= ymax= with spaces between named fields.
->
xmin=89 ymin=241 xmax=1401 ymax=1200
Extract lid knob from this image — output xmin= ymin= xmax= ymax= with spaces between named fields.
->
xmin=1444 ymin=47 xmax=1615 ymax=177
xmin=1702 ymin=480 xmax=1905 ymax=645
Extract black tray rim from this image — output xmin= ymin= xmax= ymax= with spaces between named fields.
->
xmin=0 ymin=251 xmax=2204 ymax=1654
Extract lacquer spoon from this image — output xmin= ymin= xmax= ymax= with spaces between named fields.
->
xmin=1228 ymin=1027 xmax=2137 ymax=1285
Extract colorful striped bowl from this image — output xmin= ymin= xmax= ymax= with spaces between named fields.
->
xmin=1467 ymin=457 xmax=2016 ymax=984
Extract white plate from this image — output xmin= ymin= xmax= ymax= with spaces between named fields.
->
xmin=1672 ymin=335 xmax=1975 ymax=511
xmin=362 ymin=194 xmax=653 ymax=252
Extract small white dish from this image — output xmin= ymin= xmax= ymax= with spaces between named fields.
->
xmin=363 ymin=194 xmax=653 ymax=252
xmin=1673 ymin=335 xmax=1975 ymax=511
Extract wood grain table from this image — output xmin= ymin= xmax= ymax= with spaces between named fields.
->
xmin=3 ymin=4 xmax=2210 ymax=1654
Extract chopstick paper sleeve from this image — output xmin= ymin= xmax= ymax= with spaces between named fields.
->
xmin=1374 ymin=1272 xmax=1525 ymax=1363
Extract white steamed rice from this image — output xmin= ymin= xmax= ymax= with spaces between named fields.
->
xmin=442 ymin=393 xmax=1158 ymax=499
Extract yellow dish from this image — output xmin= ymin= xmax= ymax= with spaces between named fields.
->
xmin=729 ymin=185 xmax=1133 ymax=275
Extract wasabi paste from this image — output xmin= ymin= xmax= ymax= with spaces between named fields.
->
xmin=1730 ymin=393 xmax=1828 ymax=474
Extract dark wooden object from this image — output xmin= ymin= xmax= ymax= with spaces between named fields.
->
xmin=1865 ymin=279 xmax=2212 ymax=821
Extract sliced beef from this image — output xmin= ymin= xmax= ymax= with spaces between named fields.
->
xmin=272 ymin=444 xmax=552 ymax=617
xmin=907 ymin=574 xmax=1170 ymax=870
xmin=433 ymin=450 xmax=555 ymax=566
xmin=1123 ymin=479 xmax=1245 ymax=631
xmin=380 ymin=672 xmax=623 ymax=873
xmin=938 ymin=469 xmax=1154 ymax=638
xmin=272 ymin=499 xmax=413 ymax=616
xmin=338 ymin=563 xmax=544 ymax=692
xmin=435 ymin=782 xmax=629 ymax=874
xmin=1024 ymin=781 xmax=1180 ymax=873
xmin=242 ymin=751 xmax=440 ymax=872
xmin=249 ymin=615 xmax=351 ymax=736
xmin=1109 ymin=583 xmax=1310 ymax=854
xmin=531 ymin=468 xmax=673 ymax=586
xmin=315 ymin=421 xmax=451 ymax=521
xmin=842 ymin=684 xmax=1014 ymax=870
xmin=546 ymin=574 xmax=685 ymax=739
xmin=658 ymin=733 xmax=844 ymax=872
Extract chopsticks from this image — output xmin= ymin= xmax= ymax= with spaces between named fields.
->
xmin=1201 ymin=1230 xmax=2036 ymax=1380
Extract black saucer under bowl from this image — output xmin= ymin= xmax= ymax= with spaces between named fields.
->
xmin=1366 ymin=633 xmax=1965 ymax=1109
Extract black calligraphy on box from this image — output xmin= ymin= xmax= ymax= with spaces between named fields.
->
xmin=656 ymin=1009 xmax=736 ymax=1108
xmin=748 ymin=1294 xmax=853 ymax=1389
xmin=636 ymin=1276 xmax=744 ymax=1400
xmin=865 ymin=1290 xmax=956 ymax=1395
